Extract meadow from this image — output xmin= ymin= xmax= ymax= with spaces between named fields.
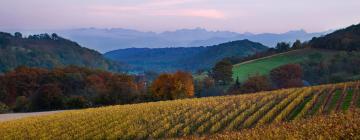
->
xmin=232 ymin=48 xmax=334 ymax=82
xmin=0 ymin=81 xmax=359 ymax=140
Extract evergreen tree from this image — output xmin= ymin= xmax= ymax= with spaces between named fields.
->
xmin=292 ymin=40 xmax=302 ymax=49
xmin=211 ymin=60 xmax=233 ymax=85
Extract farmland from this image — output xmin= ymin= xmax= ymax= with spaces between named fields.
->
xmin=0 ymin=81 xmax=359 ymax=139
xmin=183 ymin=109 xmax=360 ymax=140
xmin=232 ymin=48 xmax=334 ymax=82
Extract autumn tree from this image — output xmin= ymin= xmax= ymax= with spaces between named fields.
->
xmin=105 ymin=74 xmax=138 ymax=104
xmin=212 ymin=60 xmax=233 ymax=85
xmin=32 ymin=83 xmax=64 ymax=111
xmin=240 ymin=74 xmax=272 ymax=94
xmin=270 ymin=64 xmax=303 ymax=88
xmin=0 ymin=66 xmax=149 ymax=112
xmin=172 ymin=71 xmax=195 ymax=98
xmin=151 ymin=71 xmax=194 ymax=100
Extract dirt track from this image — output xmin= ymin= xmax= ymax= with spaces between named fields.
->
xmin=0 ymin=110 xmax=63 ymax=122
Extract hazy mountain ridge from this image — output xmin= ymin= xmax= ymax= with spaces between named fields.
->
xmin=105 ymin=39 xmax=268 ymax=72
xmin=58 ymin=28 xmax=328 ymax=53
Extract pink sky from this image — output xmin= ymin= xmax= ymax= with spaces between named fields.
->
xmin=0 ymin=0 xmax=359 ymax=33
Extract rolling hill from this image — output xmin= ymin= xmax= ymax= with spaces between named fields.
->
xmin=0 ymin=32 xmax=124 ymax=73
xmin=232 ymin=23 xmax=360 ymax=83
xmin=0 ymin=81 xmax=358 ymax=139
xmin=232 ymin=48 xmax=335 ymax=82
xmin=105 ymin=40 xmax=268 ymax=72
xmin=310 ymin=23 xmax=360 ymax=50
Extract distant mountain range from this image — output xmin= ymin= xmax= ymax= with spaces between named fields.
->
xmin=58 ymin=28 xmax=329 ymax=53
xmin=105 ymin=39 xmax=268 ymax=72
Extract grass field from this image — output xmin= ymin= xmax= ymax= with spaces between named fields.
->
xmin=232 ymin=48 xmax=334 ymax=82
xmin=0 ymin=81 xmax=358 ymax=139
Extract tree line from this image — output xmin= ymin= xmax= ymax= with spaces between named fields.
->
xmin=224 ymin=40 xmax=307 ymax=65
xmin=0 ymin=66 xmax=195 ymax=113
xmin=195 ymin=59 xmax=304 ymax=96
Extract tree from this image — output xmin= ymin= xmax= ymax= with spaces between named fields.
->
xmin=212 ymin=60 xmax=233 ymax=85
xmin=275 ymin=42 xmax=290 ymax=52
xmin=0 ymin=37 xmax=9 ymax=47
xmin=172 ymin=71 xmax=195 ymax=99
xmin=292 ymin=40 xmax=302 ymax=49
xmin=51 ymin=33 xmax=59 ymax=40
xmin=150 ymin=71 xmax=194 ymax=100
xmin=203 ymin=77 xmax=215 ymax=89
xmin=240 ymin=74 xmax=272 ymax=94
xmin=270 ymin=64 xmax=303 ymax=88
xmin=105 ymin=74 xmax=138 ymax=104
xmin=0 ymin=66 xmax=150 ymax=112
xmin=228 ymin=77 xmax=241 ymax=94
xmin=32 ymin=84 xmax=64 ymax=111
xmin=151 ymin=74 xmax=174 ymax=100
xmin=14 ymin=32 xmax=22 ymax=38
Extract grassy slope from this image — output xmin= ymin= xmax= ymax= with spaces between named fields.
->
xmin=232 ymin=48 xmax=334 ymax=82
xmin=0 ymin=81 xmax=358 ymax=139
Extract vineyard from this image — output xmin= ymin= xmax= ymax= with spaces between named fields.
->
xmin=0 ymin=81 xmax=359 ymax=139
xmin=183 ymin=109 xmax=360 ymax=139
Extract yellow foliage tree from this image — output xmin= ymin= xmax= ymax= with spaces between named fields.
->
xmin=151 ymin=71 xmax=194 ymax=100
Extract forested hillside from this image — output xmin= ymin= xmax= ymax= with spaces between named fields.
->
xmin=0 ymin=32 xmax=123 ymax=73
xmin=105 ymin=40 xmax=268 ymax=72
xmin=310 ymin=23 xmax=360 ymax=50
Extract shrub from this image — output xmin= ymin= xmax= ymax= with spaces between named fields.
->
xmin=240 ymin=74 xmax=272 ymax=94
xmin=0 ymin=102 xmax=9 ymax=114
xmin=270 ymin=64 xmax=303 ymax=88
xmin=65 ymin=96 xmax=89 ymax=109
xmin=13 ymin=96 xmax=30 ymax=112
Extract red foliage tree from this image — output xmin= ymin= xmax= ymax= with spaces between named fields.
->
xmin=240 ymin=74 xmax=272 ymax=93
xmin=270 ymin=64 xmax=303 ymax=88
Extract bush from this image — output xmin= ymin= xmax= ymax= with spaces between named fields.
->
xmin=0 ymin=102 xmax=9 ymax=114
xmin=270 ymin=64 xmax=303 ymax=88
xmin=13 ymin=96 xmax=30 ymax=112
xmin=240 ymin=74 xmax=272 ymax=94
xmin=65 ymin=96 xmax=89 ymax=109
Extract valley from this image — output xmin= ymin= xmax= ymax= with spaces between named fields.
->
xmin=0 ymin=1 xmax=359 ymax=138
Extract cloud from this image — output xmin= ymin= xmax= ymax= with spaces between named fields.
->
xmin=88 ymin=0 xmax=225 ymax=19
xmin=156 ymin=9 xmax=226 ymax=19
xmin=147 ymin=0 xmax=193 ymax=6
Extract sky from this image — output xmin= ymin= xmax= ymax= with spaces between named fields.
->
xmin=0 ymin=0 xmax=359 ymax=33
